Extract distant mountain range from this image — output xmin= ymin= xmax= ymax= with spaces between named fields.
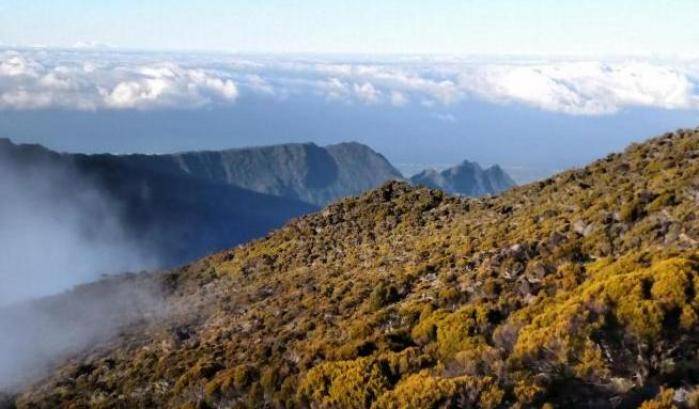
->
xmin=0 ymin=139 xmax=313 ymax=265
xmin=0 ymin=138 xmax=514 ymax=265
xmin=409 ymin=160 xmax=515 ymax=196
xmin=111 ymin=141 xmax=403 ymax=207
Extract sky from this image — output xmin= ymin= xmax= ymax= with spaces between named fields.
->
xmin=1 ymin=0 xmax=699 ymax=56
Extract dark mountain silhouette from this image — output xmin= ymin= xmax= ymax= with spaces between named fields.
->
xmin=410 ymin=160 xmax=515 ymax=196
xmin=107 ymin=141 xmax=403 ymax=206
xmin=0 ymin=138 xmax=317 ymax=265
xmin=0 ymin=138 xmax=506 ymax=268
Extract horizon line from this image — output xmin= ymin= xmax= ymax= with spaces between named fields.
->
xmin=3 ymin=45 xmax=699 ymax=62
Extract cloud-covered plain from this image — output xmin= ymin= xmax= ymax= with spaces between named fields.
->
xmin=1 ymin=48 xmax=698 ymax=115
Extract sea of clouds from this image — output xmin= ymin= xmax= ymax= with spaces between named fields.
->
xmin=0 ymin=47 xmax=698 ymax=115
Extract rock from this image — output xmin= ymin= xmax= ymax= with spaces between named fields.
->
xmin=609 ymin=377 xmax=635 ymax=394
xmin=573 ymin=220 xmax=593 ymax=236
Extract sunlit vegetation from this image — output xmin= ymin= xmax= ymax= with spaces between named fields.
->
xmin=14 ymin=128 xmax=699 ymax=408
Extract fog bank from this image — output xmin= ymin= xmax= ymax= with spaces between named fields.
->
xmin=0 ymin=145 xmax=164 ymax=392
xmin=0 ymin=274 xmax=165 ymax=391
xmin=0 ymin=150 xmax=156 ymax=305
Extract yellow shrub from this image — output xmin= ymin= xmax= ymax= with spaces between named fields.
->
xmin=372 ymin=371 xmax=502 ymax=409
xmin=410 ymin=306 xmax=489 ymax=360
xmin=512 ymin=255 xmax=699 ymax=380
xmin=639 ymin=388 xmax=677 ymax=409
xmin=296 ymin=357 xmax=390 ymax=408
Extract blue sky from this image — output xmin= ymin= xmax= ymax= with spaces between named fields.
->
xmin=1 ymin=0 xmax=698 ymax=56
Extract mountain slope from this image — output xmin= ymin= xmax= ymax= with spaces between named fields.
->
xmin=13 ymin=128 xmax=699 ymax=408
xmin=410 ymin=160 xmax=515 ymax=196
xmin=112 ymin=141 xmax=403 ymax=206
xmin=0 ymin=139 xmax=317 ymax=265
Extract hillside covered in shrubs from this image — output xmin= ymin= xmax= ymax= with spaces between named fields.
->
xmin=12 ymin=128 xmax=699 ymax=408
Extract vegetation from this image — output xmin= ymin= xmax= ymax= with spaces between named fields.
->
xmin=13 ymin=128 xmax=699 ymax=408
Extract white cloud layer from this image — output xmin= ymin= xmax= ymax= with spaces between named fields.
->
xmin=0 ymin=50 xmax=238 ymax=110
xmin=459 ymin=62 xmax=699 ymax=115
xmin=0 ymin=48 xmax=698 ymax=115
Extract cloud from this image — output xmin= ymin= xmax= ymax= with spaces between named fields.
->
xmin=244 ymin=74 xmax=275 ymax=95
xmin=71 ymin=41 xmax=112 ymax=49
xmin=0 ymin=50 xmax=239 ymax=110
xmin=459 ymin=62 xmax=699 ymax=115
xmin=0 ymin=52 xmax=42 ymax=77
xmin=432 ymin=112 xmax=457 ymax=123
xmin=319 ymin=77 xmax=350 ymax=101
xmin=227 ymin=57 xmax=699 ymax=114
xmin=0 ymin=144 xmax=157 ymax=305
xmin=293 ymin=61 xmax=459 ymax=105
xmin=101 ymin=65 xmax=238 ymax=109
xmin=390 ymin=91 xmax=408 ymax=106
xmin=353 ymin=82 xmax=380 ymax=104
xmin=0 ymin=48 xmax=698 ymax=115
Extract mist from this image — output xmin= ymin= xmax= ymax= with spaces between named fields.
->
xmin=0 ymin=146 xmax=164 ymax=391
xmin=0 ymin=273 xmax=165 ymax=391
xmin=0 ymin=150 xmax=157 ymax=305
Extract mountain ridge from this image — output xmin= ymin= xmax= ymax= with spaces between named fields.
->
xmin=410 ymin=160 xmax=515 ymax=196
xmin=0 ymin=137 xmax=514 ymax=267
xmin=1 ymin=137 xmax=517 ymax=203
xmin=81 ymin=140 xmax=404 ymax=206
xmin=0 ymin=138 xmax=318 ymax=265
xmin=10 ymin=127 xmax=699 ymax=408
